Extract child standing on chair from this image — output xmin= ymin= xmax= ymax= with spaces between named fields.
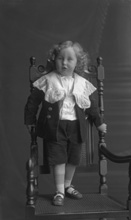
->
xmin=24 ymin=40 xmax=107 ymax=206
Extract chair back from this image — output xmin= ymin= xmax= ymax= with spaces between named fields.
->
xmin=29 ymin=57 xmax=105 ymax=172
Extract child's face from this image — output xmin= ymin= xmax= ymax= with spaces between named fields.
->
xmin=55 ymin=46 xmax=77 ymax=77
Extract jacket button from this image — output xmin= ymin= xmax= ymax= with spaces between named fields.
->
xmin=48 ymin=107 xmax=52 ymax=111
xmin=47 ymin=115 xmax=51 ymax=119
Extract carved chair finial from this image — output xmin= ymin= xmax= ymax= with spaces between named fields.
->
xmin=30 ymin=56 xmax=36 ymax=66
xmin=97 ymin=57 xmax=103 ymax=66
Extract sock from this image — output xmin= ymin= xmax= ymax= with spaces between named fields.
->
xmin=65 ymin=164 xmax=76 ymax=189
xmin=66 ymin=186 xmax=75 ymax=194
xmin=56 ymin=184 xmax=65 ymax=195
xmin=64 ymin=180 xmax=71 ymax=188
xmin=52 ymin=164 xmax=65 ymax=195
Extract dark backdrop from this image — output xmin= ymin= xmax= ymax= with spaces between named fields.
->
xmin=0 ymin=0 xmax=131 ymax=220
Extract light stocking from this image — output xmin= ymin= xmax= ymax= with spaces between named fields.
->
xmin=52 ymin=163 xmax=65 ymax=194
xmin=65 ymin=163 xmax=76 ymax=189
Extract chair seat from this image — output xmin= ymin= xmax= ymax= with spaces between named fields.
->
xmin=26 ymin=193 xmax=129 ymax=220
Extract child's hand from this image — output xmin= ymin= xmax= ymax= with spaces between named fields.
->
xmin=26 ymin=125 xmax=35 ymax=133
xmin=97 ymin=123 xmax=107 ymax=133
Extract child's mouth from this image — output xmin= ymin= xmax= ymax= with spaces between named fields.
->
xmin=62 ymin=66 xmax=67 ymax=70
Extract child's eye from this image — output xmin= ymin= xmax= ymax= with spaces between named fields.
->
xmin=57 ymin=56 xmax=62 ymax=60
xmin=68 ymin=57 xmax=73 ymax=61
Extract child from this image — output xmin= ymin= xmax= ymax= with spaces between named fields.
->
xmin=24 ymin=40 xmax=107 ymax=206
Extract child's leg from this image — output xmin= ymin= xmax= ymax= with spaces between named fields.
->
xmin=65 ymin=163 xmax=76 ymax=189
xmin=65 ymin=163 xmax=83 ymax=199
xmin=52 ymin=163 xmax=65 ymax=194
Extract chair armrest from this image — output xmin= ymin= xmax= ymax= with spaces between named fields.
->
xmin=100 ymin=144 xmax=131 ymax=163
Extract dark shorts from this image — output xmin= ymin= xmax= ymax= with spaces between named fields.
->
xmin=46 ymin=120 xmax=82 ymax=166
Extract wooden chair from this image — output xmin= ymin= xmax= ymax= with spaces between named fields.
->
xmin=25 ymin=56 xmax=131 ymax=220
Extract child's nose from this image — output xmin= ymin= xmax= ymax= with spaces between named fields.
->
xmin=63 ymin=59 xmax=67 ymax=65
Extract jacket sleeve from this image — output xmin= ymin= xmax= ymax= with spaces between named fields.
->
xmin=85 ymin=94 xmax=103 ymax=127
xmin=24 ymin=88 xmax=44 ymax=125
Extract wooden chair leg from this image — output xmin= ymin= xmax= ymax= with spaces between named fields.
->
xmin=26 ymin=158 xmax=37 ymax=207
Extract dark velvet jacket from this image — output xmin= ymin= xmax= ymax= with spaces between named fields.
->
xmin=24 ymin=88 xmax=103 ymax=143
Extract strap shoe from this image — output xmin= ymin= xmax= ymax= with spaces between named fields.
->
xmin=52 ymin=192 xmax=64 ymax=206
xmin=65 ymin=185 xmax=83 ymax=199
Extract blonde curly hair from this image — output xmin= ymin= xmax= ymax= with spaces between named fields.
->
xmin=46 ymin=40 xmax=90 ymax=75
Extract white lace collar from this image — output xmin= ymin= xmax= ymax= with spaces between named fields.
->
xmin=33 ymin=71 xmax=96 ymax=109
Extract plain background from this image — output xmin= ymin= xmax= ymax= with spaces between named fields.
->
xmin=0 ymin=0 xmax=131 ymax=219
